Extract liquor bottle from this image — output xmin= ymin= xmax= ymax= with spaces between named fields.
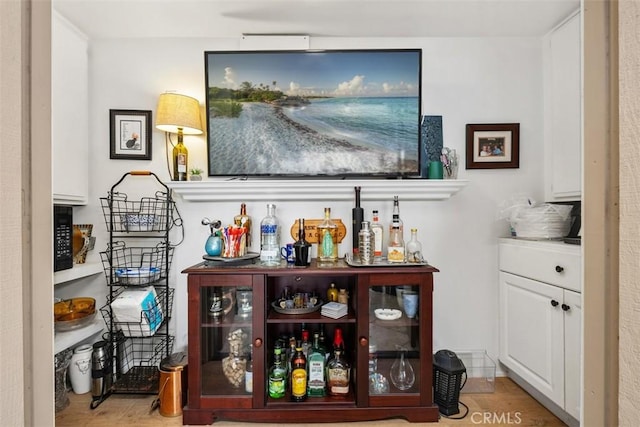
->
xmin=290 ymin=346 xmax=308 ymax=402
xmin=332 ymin=327 xmax=344 ymax=353
xmin=406 ymin=228 xmax=424 ymax=263
xmin=387 ymin=214 xmax=405 ymax=263
xmin=301 ymin=330 xmax=312 ymax=358
xmin=260 ymin=203 xmax=280 ymax=266
xmin=293 ymin=218 xmax=311 ymax=266
xmin=371 ymin=210 xmax=384 ymax=261
xmin=172 ymin=137 xmax=188 ymax=181
xmin=245 ymin=344 xmax=253 ymax=393
xmin=358 ymin=221 xmax=374 ymax=265
xmin=233 ymin=203 xmax=252 ymax=248
xmin=389 ymin=196 xmax=404 ymax=236
xmin=326 ymin=348 xmax=350 ymax=397
xmin=352 ymin=186 xmax=364 ymax=256
xmin=287 ymin=336 xmax=297 ymax=380
xmin=307 ymin=332 xmax=326 ymax=397
xmin=268 ymin=346 xmax=286 ymax=399
xmin=327 ymin=283 xmax=338 ymax=303
xmin=327 ymin=326 xmax=345 ymax=365
xmin=317 ymin=207 xmax=338 ymax=262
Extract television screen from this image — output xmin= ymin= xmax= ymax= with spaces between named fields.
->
xmin=204 ymin=49 xmax=422 ymax=177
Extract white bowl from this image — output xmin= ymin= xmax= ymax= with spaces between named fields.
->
xmin=374 ymin=308 xmax=402 ymax=321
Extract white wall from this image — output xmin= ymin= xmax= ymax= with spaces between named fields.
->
xmin=82 ymin=36 xmax=545 ymax=365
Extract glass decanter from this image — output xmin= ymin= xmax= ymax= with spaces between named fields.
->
xmin=389 ymin=346 xmax=415 ymax=391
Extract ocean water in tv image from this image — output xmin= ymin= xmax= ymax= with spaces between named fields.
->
xmin=208 ymin=97 xmax=420 ymax=176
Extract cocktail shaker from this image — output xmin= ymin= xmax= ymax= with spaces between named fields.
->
xmin=358 ymin=221 xmax=374 ymax=264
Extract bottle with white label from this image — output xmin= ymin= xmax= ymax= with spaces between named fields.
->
xmin=370 ymin=210 xmax=384 ymax=261
xmin=387 ymin=213 xmax=405 ymax=263
xmin=260 ymin=203 xmax=280 ymax=266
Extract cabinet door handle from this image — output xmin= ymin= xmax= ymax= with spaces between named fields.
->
xmin=359 ymin=337 xmax=368 ymax=347
xmin=254 ymin=338 xmax=263 ymax=348
xmin=562 ymin=304 xmax=571 ymax=311
xmin=555 ymin=265 xmax=564 ymax=273
xmin=551 ymin=299 xmax=559 ymax=307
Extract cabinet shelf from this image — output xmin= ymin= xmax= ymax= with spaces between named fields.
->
xmin=54 ymin=317 xmax=104 ymax=354
xmin=54 ymin=261 xmax=102 ymax=285
xmin=166 ymin=179 xmax=468 ymax=202
xmin=267 ymin=310 xmax=356 ymax=324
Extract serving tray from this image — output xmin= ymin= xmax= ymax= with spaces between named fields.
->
xmin=203 ymin=252 xmax=260 ymax=266
xmin=271 ymin=300 xmax=323 ymax=315
xmin=344 ymin=253 xmax=428 ymax=268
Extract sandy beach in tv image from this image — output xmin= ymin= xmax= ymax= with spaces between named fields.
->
xmin=205 ymin=50 xmax=422 ymax=176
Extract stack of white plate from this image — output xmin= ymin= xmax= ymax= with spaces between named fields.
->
xmin=512 ymin=204 xmax=573 ymax=239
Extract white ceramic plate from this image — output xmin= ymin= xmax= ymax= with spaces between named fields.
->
xmin=374 ymin=308 xmax=402 ymax=321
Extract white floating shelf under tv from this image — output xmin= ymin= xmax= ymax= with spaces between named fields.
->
xmin=165 ymin=179 xmax=468 ymax=202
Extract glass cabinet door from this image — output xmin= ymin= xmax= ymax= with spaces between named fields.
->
xmin=364 ymin=272 xmax=431 ymax=407
xmin=196 ymin=274 xmax=264 ymax=404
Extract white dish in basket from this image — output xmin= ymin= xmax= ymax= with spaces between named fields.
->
xmin=115 ymin=267 xmax=161 ymax=285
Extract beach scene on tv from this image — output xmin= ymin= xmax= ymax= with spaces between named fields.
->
xmin=205 ymin=50 xmax=421 ymax=177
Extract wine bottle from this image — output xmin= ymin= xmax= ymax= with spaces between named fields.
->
xmin=352 ymin=186 xmax=364 ymax=256
xmin=172 ymin=134 xmax=188 ymax=181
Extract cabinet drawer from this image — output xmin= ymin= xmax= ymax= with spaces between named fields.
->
xmin=499 ymin=240 xmax=581 ymax=292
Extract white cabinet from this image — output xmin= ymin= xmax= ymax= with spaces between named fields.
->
xmin=544 ymin=10 xmax=581 ymax=202
xmin=499 ymin=238 xmax=581 ymax=422
xmin=52 ymin=11 xmax=89 ymax=205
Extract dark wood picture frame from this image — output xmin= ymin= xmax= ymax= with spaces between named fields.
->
xmin=110 ymin=109 xmax=152 ymax=160
xmin=465 ymin=123 xmax=519 ymax=169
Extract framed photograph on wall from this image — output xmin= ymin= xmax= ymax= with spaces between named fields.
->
xmin=110 ymin=109 xmax=152 ymax=160
xmin=465 ymin=123 xmax=519 ymax=169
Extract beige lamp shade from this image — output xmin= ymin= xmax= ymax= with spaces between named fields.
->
xmin=155 ymin=93 xmax=204 ymax=135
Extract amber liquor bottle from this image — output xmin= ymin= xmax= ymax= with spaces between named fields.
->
xmin=326 ymin=348 xmax=350 ymax=397
xmin=290 ymin=346 xmax=308 ymax=402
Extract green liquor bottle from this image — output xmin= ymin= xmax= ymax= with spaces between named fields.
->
xmin=268 ymin=346 xmax=286 ymax=399
xmin=307 ymin=332 xmax=326 ymax=397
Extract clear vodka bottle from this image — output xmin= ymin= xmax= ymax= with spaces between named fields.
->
xmin=260 ymin=203 xmax=280 ymax=266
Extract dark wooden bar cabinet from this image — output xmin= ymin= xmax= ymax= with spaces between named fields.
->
xmin=182 ymin=259 xmax=439 ymax=424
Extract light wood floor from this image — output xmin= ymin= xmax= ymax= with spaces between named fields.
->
xmin=55 ymin=377 xmax=566 ymax=427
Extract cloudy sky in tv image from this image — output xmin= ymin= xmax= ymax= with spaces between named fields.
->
xmin=206 ymin=50 xmax=421 ymax=98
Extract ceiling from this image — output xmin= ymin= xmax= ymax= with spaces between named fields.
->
xmin=53 ymin=0 xmax=580 ymax=40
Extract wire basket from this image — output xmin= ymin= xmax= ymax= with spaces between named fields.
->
xmin=100 ymin=242 xmax=173 ymax=286
xmin=112 ymin=335 xmax=175 ymax=394
xmin=101 ymin=191 xmax=173 ymax=232
xmin=100 ymin=287 xmax=174 ymax=337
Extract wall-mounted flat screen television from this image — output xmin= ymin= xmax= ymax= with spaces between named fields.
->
xmin=204 ymin=49 xmax=422 ymax=178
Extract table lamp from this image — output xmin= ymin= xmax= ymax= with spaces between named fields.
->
xmin=155 ymin=93 xmax=203 ymax=181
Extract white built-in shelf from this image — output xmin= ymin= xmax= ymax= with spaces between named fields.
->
xmin=165 ymin=179 xmax=468 ymax=202
xmin=54 ymin=261 xmax=102 ymax=285
xmin=54 ymin=317 xmax=104 ymax=354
